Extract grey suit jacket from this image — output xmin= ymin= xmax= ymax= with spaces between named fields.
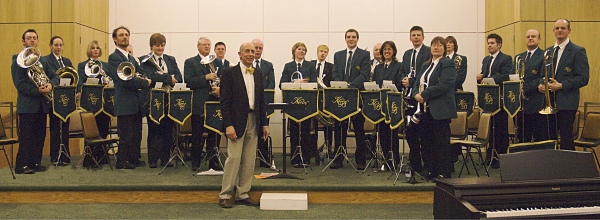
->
xmin=412 ymin=58 xmax=457 ymax=120
xmin=107 ymin=49 xmax=150 ymax=116
xmin=278 ymin=60 xmax=317 ymax=89
xmin=546 ymin=41 xmax=589 ymax=110
xmin=331 ymin=48 xmax=370 ymax=89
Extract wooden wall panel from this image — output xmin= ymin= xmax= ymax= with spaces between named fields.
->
xmin=51 ymin=0 xmax=75 ymax=22
xmin=0 ymin=0 xmax=52 ymax=23
xmin=567 ymin=22 xmax=600 ymax=105
xmin=485 ymin=25 xmax=516 ymax=59
xmin=546 ymin=0 xmax=600 ymax=21
xmin=77 ymin=0 xmax=109 ymax=31
xmin=520 ymin=0 xmax=545 ymax=21
xmin=514 ymin=22 xmax=547 ymax=54
xmin=485 ymin=0 xmax=517 ymax=32
xmin=94 ymin=30 xmax=111 ymax=62
xmin=50 ymin=23 xmax=77 ymax=62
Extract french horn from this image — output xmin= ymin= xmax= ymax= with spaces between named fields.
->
xmin=16 ymin=47 xmax=52 ymax=101
xmin=85 ymin=60 xmax=112 ymax=86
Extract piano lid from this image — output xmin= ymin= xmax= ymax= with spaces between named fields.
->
xmin=500 ymin=149 xmax=599 ymax=182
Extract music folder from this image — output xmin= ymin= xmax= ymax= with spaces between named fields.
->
xmin=172 ymin=83 xmax=188 ymax=90
xmin=59 ymin=78 xmax=72 ymax=86
xmin=281 ymin=82 xmax=300 ymax=90
xmin=330 ymin=81 xmax=348 ymax=89
xmin=509 ymin=74 xmax=520 ymax=81
xmin=363 ymin=82 xmax=380 ymax=91
xmin=300 ymin=83 xmax=317 ymax=90
xmin=482 ymin=78 xmax=496 ymax=85
xmin=383 ymin=84 xmax=398 ymax=92
xmin=154 ymin=82 xmax=163 ymax=89
xmin=86 ymin=78 xmax=100 ymax=85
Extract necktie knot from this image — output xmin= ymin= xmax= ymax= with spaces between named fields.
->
xmin=297 ymin=63 xmax=302 ymax=71
xmin=246 ymin=67 xmax=254 ymax=74
xmin=58 ymin=57 xmax=65 ymax=67
xmin=255 ymin=60 xmax=260 ymax=68
xmin=385 ymin=64 xmax=389 ymax=69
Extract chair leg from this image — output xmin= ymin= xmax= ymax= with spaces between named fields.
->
xmin=102 ymin=144 xmax=114 ymax=171
xmin=476 ymin=147 xmax=490 ymax=177
xmin=2 ymin=149 xmax=15 ymax=179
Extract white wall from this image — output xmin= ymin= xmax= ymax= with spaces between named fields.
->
xmin=109 ymin=0 xmax=486 ymax=150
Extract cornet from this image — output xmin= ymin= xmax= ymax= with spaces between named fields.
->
xmin=200 ymin=55 xmax=220 ymax=88
xmin=16 ymin=47 xmax=52 ymax=101
xmin=539 ymin=49 xmax=557 ymax=115
xmin=290 ymin=71 xmax=303 ymax=83
xmin=141 ymin=53 xmax=172 ymax=90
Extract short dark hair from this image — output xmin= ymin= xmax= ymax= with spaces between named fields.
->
xmin=215 ymin=42 xmax=226 ymax=49
xmin=22 ymin=29 xmax=37 ymax=40
xmin=345 ymin=29 xmax=359 ymax=39
xmin=112 ymin=26 xmax=130 ymax=45
xmin=430 ymin=36 xmax=447 ymax=57
xmin=149 ymin=33 xmax=166 ymax=46
xmin=379 ymin=41 xmax=397 ymax=62
xmin=556 ymin=18 xmax=571 ymax=29
xmin=445 ymin=36 xmax=458 ymax=53
xmin=487 ymin=33 xmax=503 ymax=45
xmin=410 ymin=26 xmax=424 ymax=35
xmin=50 ymin=36 xmax=63 ymax=45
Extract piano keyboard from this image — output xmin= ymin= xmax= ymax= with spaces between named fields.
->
xmin=483 ymin=206 xmax=600 ymax=218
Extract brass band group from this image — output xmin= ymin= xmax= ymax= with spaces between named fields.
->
xmin=10 ymin=18 xmax=589 ymax=207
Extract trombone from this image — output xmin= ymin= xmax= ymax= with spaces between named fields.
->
xmin=539 ymin=49 xmax=557 ymax=115
xmin=141 ymin=53 xmax=172 ymax=90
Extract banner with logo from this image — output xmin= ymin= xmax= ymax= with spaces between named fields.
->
xmin=380 ymin=89 xmax=391 ymax=124
xmin=168 ymin=90 xmax=193 ymax=125
xmin=281 ymin=89 xmax=318 ymax=123
xmin=360 ymin=91 xmax=384 ymax=124
xmin=477 ymin=84 xmax=501 ymax=115
xmin=149 ymin=89 xmax=166 ymax=124
xmin=503 ymin=81 xmax=521 ymax=118
xmin=264 ymin=89 xmax=275 ymax=119
xmin=455 ymin=91 xmax=475 ymax=117
xmin=387 ymin=92 xmax=404 ymax=129
xmin=52 ymin=86 xmax=77 ymax=122
xmin=80 ymin=84 xmax=104 ymax=116
xmin=204 ymin=101 xmax=223 ymax=135
xmin=322 ymin=88 xmax=359 ymax=122
xmin=102 ymin=87 xmax=116 ymax=117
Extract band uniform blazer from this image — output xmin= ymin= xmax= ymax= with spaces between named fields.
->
xmin=107 ymin=49 xmax=150 ymax=117
xmin=221 ymin=59 xmax=231 ymax=70
xmin=373 ymin=60 xmax=403 ymax=91
xmin=77 ymin=59 xmax=114 ymax=92
xmin=546 ymin=41 xmax=589 ymax=111
xmin=279 ymin=60 xmax=317 ymax=89
xmin=311 ymin=60 xmax=333 ymax=87
xmin=258 ymin=59 xmax=275 ymax=89
xmin=42 ymin=53 xmax=73 ymax=73
xmin=516 ymin=49 xmax=544 ymax=114
xmin=183 ymin=55 xmax=223 ymax=115
xmin=140 ymin=54 xmax=183 ymax=89
xmin=412 ymin=58 xmax=457 ymax=120
xmin=480 ymin=51 xmax=512 ymax=85
xmin=449 ymin=53 xmax=468 ymax=91
xmin=332 ymin=48 xmax=370 ymax=90
xmin=401 ymin=46 xmax=432 ymax=81
xmin=220 ymin=64 xmax=268 ymax=138
xmin=11 ymin=53 xmax=59 ymax=114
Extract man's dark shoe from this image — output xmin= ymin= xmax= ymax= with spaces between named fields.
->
xmin=116 ymin=162 xmax=136 ymax=169
xmin=219 ymin=199 xmax=232 ymax=208
xmin=356 ymin=164 xmax=366 ymax=170
xmin=15 ymin=166 xmax=35 ymax=174
xmin=133 ymin=160 xmax=146 ymax=167
xmin=148 ymin=162 xmax=157 ymax=168
xmin=235 ymin=198 xmax=260 ymax=206
xmin=330 ymin=162 xmax=342 ymax=169
xmin=32 ymin=164 xmax=46 ymax=172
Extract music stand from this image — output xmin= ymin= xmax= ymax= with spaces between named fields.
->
xmin=263 ymin=103 xmax=305 ymax=180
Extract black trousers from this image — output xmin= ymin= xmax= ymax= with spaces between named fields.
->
xmin=289 ymin=119 xmax=313 ymax=164
xmin=333 ymin=114 xmax=366 ymax=165
xmin=117 ymin=112 xmax=142 ymax=164
xmin=516 ymin=111 xmax=551 ymax=142
xmin=406 ymin=122 xmax=427 ymax=172
xmin=16 ymin=113 xmax=47 ymax=168
xmin=379 ymin=123 xmax=399 ymax=167
xmin=420 ymin=111 xmax=452 ymax=177
xmin=49 ymin=111 xmax=70 ymax=163
xmin=556 ymin=110 xmax=576 ymax=150
xmin=147 ymin=117 xmax=174 ymax=164
xmin=487 ymin=111 xmax=508 ymax=161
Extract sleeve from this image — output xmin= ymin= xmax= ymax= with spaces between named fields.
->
xmin=220 ymin=68 xmax=234 ymax=128
xmin=420 ymin=60 xmax=456 ymax=101
xmin=184 ymin=58 xmax=210 ymax=89
xmin=279 ymin=63 xmax=291 ymax=89
xmin=266 ymin=62 xmax=275 ymax=89
xmin=455 ymin=56 xmax=468 ymax=89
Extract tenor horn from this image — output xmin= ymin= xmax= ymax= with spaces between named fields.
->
xmin=290 ymin=71 xmax=303 ymax=83
xmin=200 ymin=55 xmax=220 ymax=88
xmin=141 ymin=53 xmax=172 ymax=90
xmin=16 ymin=47 xmax=52 ymax=101
xmin=85 ymin=60 xmax=112 ymax=86
xmin=539 ymin=49 xmax=557 ymax=115
xmin=117 ymin=62 xmax=137 ymax=81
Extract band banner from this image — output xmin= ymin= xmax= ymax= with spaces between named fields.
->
xmin=387 ymin=92 xmax=404 ymax=129
xmin=264 ymin=89 xmax=275 ymax=119
xmin=52 ymin=86 xmax=77 ymax=122
xmin=80 ymin=84 xmax=104 ymax=116
xmin=323 ymin=88 xmax=359 ymax=122
xmin=204 ymin=101 xmax=223 ymax=135
xmin=380 ymin=89 xmax=391 ymax=124
xmin=102 ymin=87 xmax=116 ymax=118
xmin=360 ymin=91 xmax=384 ymax=124
xmin=282 ymin=89 xmax=319 ymax=123
xmin=168 ymin=90 xmax=193 ymax=125
xmin=477 ymin=84 xmax=501 ymax=115
xmin=455 ymin=91 xmax=475 ymax=117
xmin=502 ymin=81 xmax=521 ymax=118
xmin=149 ymin=89 xmax=166 ymax=124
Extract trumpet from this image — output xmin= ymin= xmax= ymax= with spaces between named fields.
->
xmin=16 ymin=47 xmax=52 ymax=101
xmin=200 ymin=55 xmax=220 ymax=88
xmin=539 ymin=49 xmax=557 ymax=115
xmin=141 ymin=53 xmax=172 ymax=90
xmin=85 ymin=60 xmax=112 ymax=86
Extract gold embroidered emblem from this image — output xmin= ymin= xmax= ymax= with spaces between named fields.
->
xmin=174 ymin=99 xmax=187 ymax=110
xmin=368 ymin=99 xmax=381 ymax=111
xmin=88 ymin=93 xmax=99 ymax=106
xmin=59 ymin=94 xmax=70 ymax=107
xmin=213 ymin=109 xmax=223 ymax=120
xmin=484 ymin=93 xmax=494 ymax=104
xmin=459 ymin=99 xmax=468 ymax=110
xmin=565 ymin=67 xmax=572 ymax=72
xmin=291 ymin=97 xmax=308 ymax=105
xmin=332 ymin=96 xmax=349 ymax=108
xmin=153 ymin=99 xmax=161 ymax=110
xmin=532 ymin=70 xmax=538 ymax=75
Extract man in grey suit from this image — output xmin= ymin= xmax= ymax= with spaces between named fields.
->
xmin=477 ymin=33 xmax=512 ymax=169
xmin=107 ymin=26 xmax=152 ymax=169
xmin=252 ymin=38 xmax=275 ymax=168
xmin=330 ymin=29 xmax=370 ymax=170
xmin=538 ymin=18 xmax=589 ymax=151
xmin=11 ymin=29 xmax=58 ymax=174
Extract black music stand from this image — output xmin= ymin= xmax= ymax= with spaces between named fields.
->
xmin=264 ymin=103 xmax=305 ymax=180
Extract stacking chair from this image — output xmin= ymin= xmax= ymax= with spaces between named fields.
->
xmin=78 ymin=111 xmax=119 ymax=170
xmin=0 ymin=113 xmax=16 ymax=179
xmin=451 ymin=113 xmax=491 ymax=177
xmin=160 ymin=117 xmax=194 ymax=175
xmin=467 ymin=108 xmax=480 ymax=140
xmin=507 ymin=140 xmax=557 ymax=153
xmin=572 ymin=110 xmax=581 ymax=142
xmin=450 ymin=112 xmax=468 ymax=140
xmin=574 ymin=112 xmax=600 ymax=169
xmin=508 ymin=115 xmax=516 ymax=144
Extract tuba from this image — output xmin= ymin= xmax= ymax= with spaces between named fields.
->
xmin=200 ymin=55 xmax=220 ymax=88
xmin=539 ymin=49 xmax=557 ymax=115
xmin=141 ymin=53 xmax=172 ymax=90
xmin=16 ymin=47 xmax=52 ymax=101
xmin=85 ymin=60 xmax=112 ymax=86
xmin=56 ymin=66 xmax=79 ymax=87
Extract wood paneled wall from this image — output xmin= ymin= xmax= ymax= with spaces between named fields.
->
xmin=486 ymin=0 xmax=599 ymax=107
xmin=0 ymin=0 xmax=108 ymax=167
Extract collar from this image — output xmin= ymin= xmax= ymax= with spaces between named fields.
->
xmin=489 ymin=50 xmax=500 ymax=58
xmin=153 ymin=53 xmax=164 ymax=61
xmin=555 ymin=38 xmax=569 ymax=49
xmin=446 ymin=52 xmax=455 ymax=58
xmin=53 ymin=53 xmax=61 ymax=61
xmin=116 ymin=47 xmax=129 ymax=59
xmin=254 ymin=58 xmax=262 ymax=63
xmin=347 ymin=47 xmax=357 ymax=54
xmin=413 ymin=44 xmax=423 ymax=53
xmin=527 ymin=48 xmax=539 ymax=54
xmin=199 ymin=53 xmax=210 ymax=61
xmin=240 ymin=63 xmax=253 ymax=74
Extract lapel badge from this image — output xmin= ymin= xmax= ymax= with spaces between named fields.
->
xmin=532 ymin=70 xmax=538 ymax=75
xmin=356 ymin=65 xmax=360 ymax=70
xmin=565 ymin=67 xmax=572 ymax=72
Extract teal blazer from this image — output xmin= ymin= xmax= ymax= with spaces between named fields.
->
xmin=546 ymin=41 xmax=589 ymax=110
xmin=412 ymin=58 xmax=457 ymax=120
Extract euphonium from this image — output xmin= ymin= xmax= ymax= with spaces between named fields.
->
xmin=85 ymin=60 xmax=112 ymax=86
xmin=56 ymin=66 xmax=79 ymax=86
xmin=200 ymin=55 xmax=220 ymax=88
xmin=141 ymin=53 xmax=172 ymax=90
xmin=539 ymin=49 xmax=557 ymax=115
xmin=16 ymin=47 xmax=52 ymax=101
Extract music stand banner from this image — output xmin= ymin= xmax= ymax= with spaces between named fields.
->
xmin=80 ymin=84 xmax=103 ymax=116
xmin=168 ymin=90 xmax=193 ymax=125
xmin=264 ymin=89 xmax=275 ymax=119
xmin=455 ymin=91 xmax=475 ymax=117
xmin=204 ymin=101 xmax=223 ymax=135
xmin=149 ymin=89 xmax=166 ymax=124
xmin=360 ymin=91 xmax=384 ymax=124
xmin=282 ymin=89 xmax=318 ymax=122
xmin=503 ymin=81 xmax=521 ymax=118
xmin=52 ymin=86 xmax=77 ymax=122
xmin=102 ymin=87 xmax=116 ymax=117
xmin=477 ymin=84 xmax=501 ymax=115
xmin=323 ymin=88 xmax=359 ymax=122
xmin=380 ymin=89 xmax=391 ymax=124
xmin=387 ymin=92 xmax=404 ymax=129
